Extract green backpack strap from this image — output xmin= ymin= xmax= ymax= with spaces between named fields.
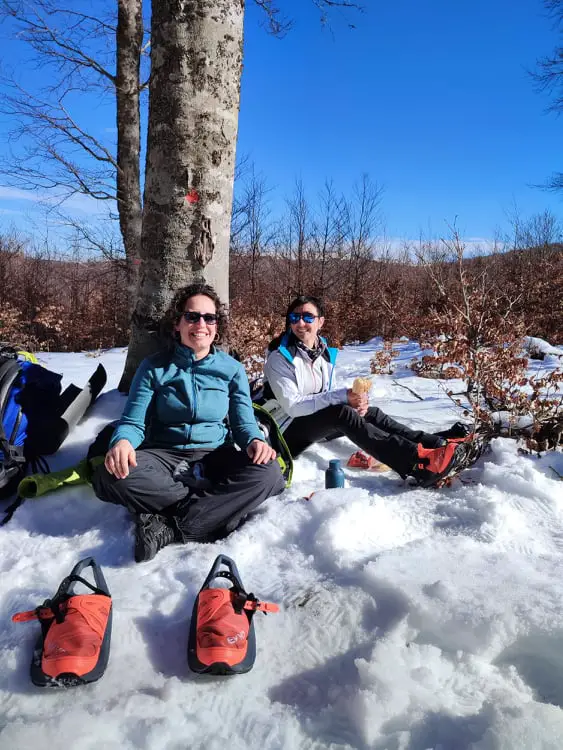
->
xmin=252 ymin=403 xmax=293 ymax=487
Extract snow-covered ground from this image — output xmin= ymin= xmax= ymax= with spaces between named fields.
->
xmin=1 ymin=341 xmax=563 ymax=750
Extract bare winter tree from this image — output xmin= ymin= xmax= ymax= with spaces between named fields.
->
xmin=230 ymin=164 xmax=276 ymax=298
xmin=343 ymin=173 xmax=385 ymax=297
xmin=309 ymin=179 xmax=347 ymax=297
xmin=0 ymin=0 xmax=146 ymax=308
xmin=533 ymin=0 xmax=563 ymax=191
xmin=122 ymin=0 xmax=363 ymax=389
xmin=507 ymin=207 xmax=563 ymax=250
xmin=117 ymin=0 xmax=246 ymax=389
xmin=1 ymin=0 xmax=362 ymax=389
xmin=288 ymin=179 xmax=311 ymax=295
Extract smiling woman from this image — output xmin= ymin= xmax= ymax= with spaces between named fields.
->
xmin=91 ymin=283 xmax=285 ymax=563
xmin=175 ymin=293 xmax=219 ymax=359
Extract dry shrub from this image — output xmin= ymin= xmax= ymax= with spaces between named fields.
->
xmin=228 ymin=302 xmax=281 ymax=382
xmin=370 ymin=341 xmax=399 ymax=374
xmin=411 ymin=233 xmax=563 ymax=450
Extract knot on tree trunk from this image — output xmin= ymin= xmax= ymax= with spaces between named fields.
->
xmin=131 ymin=311 xmax=161 ymax=333
xmin=194 ymin=216 xmax=214 ymax=267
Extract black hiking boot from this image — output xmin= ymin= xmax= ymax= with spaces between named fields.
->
xmin=435 ymin=421 xmax=473 ymax=440
xmin=134 ymin=513 xmax=178 ymax=563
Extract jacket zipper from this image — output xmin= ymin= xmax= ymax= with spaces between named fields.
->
xmin=188 ymin=368 xmax=197 ymax=444
xmin=308 ymin=359 xmax=323 ymax=394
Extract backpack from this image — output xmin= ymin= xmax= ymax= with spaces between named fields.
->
xmin=0 ymin=345 xmax=107 ymax=500
xmin=252 ymin=403 xmax=293 ymax=486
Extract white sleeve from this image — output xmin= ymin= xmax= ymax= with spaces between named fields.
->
xmin=264 ymin=352 xmax=348 ymax=418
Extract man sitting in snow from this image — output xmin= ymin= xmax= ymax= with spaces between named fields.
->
xmin=260 ymin=294 xmax=472 ymax=488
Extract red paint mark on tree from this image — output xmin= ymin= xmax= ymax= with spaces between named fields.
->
xmin=185 ymin=189 xmax=199 ymax=204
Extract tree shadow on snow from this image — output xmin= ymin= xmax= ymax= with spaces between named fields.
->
xmin=494 ymin=631 xmax=563 ymax=709
xmin=360 ymin=577 xmax=411 ymax=635
xmin=377 ymin=705 xmax=492 ymax=750
xmin=269 ymin=585 xmax=412 ymax=749
xmin=134 ymin=599 xmax=193 ymax=681
xmin=268 ymin=643 xmax=374 ymax=750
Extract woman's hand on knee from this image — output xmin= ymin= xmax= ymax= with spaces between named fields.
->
xmin=104 ymin=439 xmax=137 ymax=479
xmin=247 ymin=439 xmax=277 ymax=465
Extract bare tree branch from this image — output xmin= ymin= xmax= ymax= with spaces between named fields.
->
xmin=531 ymin=0 xmax=563 ymax=191
xmin=0 ymin=1 xmax=116 ymax=88
xmin=252 ymin=0 xmax=363 ymax=36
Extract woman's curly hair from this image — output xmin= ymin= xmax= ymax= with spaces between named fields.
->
xmin=161 ymin=283 xmax=229 ymax=347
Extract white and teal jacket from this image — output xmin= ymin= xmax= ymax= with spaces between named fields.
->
xmin=262 ymin=332 xmax=347 ymax=431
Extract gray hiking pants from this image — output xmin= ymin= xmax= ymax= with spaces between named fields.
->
xmin=92 ymin=443 xmax=285 ymax=542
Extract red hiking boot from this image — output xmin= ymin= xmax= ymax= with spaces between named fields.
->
xmin=413 ymin=440 xmax=470 ymax=487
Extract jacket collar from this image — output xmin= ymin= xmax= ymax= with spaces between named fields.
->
xmin=278 ymin=332 xmax=337 ymax=366
xmin=173 ymin=342 xmax=216 ymax=367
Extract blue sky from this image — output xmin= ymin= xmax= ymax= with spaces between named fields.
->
xmin=0 ymin=0 xmax=560 ymax=246
xmin=239 ymin=0 xmax=562 ymax=241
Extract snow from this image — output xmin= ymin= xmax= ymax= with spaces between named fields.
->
xmin=524 ymin=337 xmax=563 ymax=363
xmin=1 ymin=340 xmax=562 ymax=750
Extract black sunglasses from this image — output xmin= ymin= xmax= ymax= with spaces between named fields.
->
xmin=182 ymin=311 xmax=218 ymax=324
xmin=288 ymin=312 xmax=318 ymax=324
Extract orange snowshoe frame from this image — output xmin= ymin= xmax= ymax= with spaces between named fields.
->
xmin=188 ymin=554 xmax=278 ymax=675
xmin=12 ymin=557 xmax=112 ymax=687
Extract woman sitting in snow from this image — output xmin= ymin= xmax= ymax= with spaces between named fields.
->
xmin=261 ymin=294 xmax=469 ymax=487
xmin=92 ymin=283 xmax=285 ymax=563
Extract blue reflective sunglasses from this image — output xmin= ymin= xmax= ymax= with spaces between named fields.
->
xmin=288 ymin=312 xmax=318 ymax=324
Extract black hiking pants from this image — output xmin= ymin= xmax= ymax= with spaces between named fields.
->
xmin=282 ymin=405 xmax=442 ymax=478
xmin=92 ymin=443 xmax=285 ymax=542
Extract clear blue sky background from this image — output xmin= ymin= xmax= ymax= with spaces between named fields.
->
xmin=239 ymin=0 xmax=562 ymax=241
xmin=0 ymin=0 xmax=560 ymax=245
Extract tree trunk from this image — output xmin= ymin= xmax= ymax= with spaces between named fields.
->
xmin=119 ymin=0 xmax=244 ymax=391
xmin=116 ymin=0 xmax=144 ymax=314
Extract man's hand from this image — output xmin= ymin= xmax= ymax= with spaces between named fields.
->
xmin=104 ymin=439 xmax=137 ymax=479
xmin=347 ymin=389 xmax=368 ymax=417
xmin=247 ymin=439 xmax=276 ymax=464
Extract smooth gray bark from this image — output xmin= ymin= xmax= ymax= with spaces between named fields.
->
xmin=116 ymin=0 xmax=144 ymax=307
xmin=120 ymin=0 xmax=244 ymax=390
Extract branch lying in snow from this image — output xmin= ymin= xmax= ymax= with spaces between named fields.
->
xmin=391 ymin=379 xmax=424 ymax=401
xmin=550 ymin=466 xmax=563 ymax=481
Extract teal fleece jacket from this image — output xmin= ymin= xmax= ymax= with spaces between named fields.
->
xmin=110 ymin=344 xmax=263 ymax=451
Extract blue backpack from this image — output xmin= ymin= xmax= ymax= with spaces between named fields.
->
xmin=0 ymin=345 xmax=107 ymax=501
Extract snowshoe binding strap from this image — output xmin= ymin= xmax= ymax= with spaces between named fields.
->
xmin=12 ymin=572 xmax=109 ymax=624
xmin=188 ymin=555 xmax=279 ymax=675
xmin=241 ymin=596 xmax=279 ymax=614
xmin=11 ymin=557 xmax=112 ymax=687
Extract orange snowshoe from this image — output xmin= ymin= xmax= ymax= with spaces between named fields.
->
xmin=12 ymin=557 xmax=112 ymax=687
xmin=347 ymin=451 xmax=389 ymax=471
xmin=188 ymin=554 xmax=279 ymax=675
xmin=414 ymin=432 xmax=490 ymax=488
